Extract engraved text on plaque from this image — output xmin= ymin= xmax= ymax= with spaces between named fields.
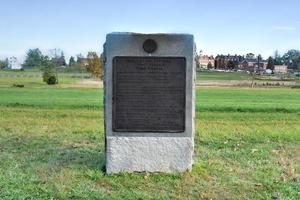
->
xmin=113 ymin=57 xmax=186 ymax=133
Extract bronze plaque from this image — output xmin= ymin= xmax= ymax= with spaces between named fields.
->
xmin=113 ymin=57 xmax=186 ymax=133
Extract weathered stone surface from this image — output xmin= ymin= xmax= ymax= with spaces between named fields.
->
xmin=103 ymin=32 xmax=195 ymax=174
xmin=106 ymin=137 xmax=193 ymax=173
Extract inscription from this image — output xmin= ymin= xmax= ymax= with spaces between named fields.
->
xmin=113 ymin=57 xmax=186 ymax=132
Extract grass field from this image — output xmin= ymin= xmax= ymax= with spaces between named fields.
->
xmin=197 ymin=71 xmax=300 ymax=84
xmin=0 ymin=69 xmax=90 ymax=88
xmin=197 ymin=71 xmax=251 ymax=81
xmin=0 ymin=75 xmax=300 ymax=199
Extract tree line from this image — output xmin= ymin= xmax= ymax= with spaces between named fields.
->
xmin=9 ymin=48 xmax=102 ymax=85
xmin=267 ymin=49 xmax=300 ymax=70
xmin=0 ymin=58 xmax=9 ymax=69
xmin=0 ymin=48 xmax=103 ymax=80
xmin=22 ymin=48 xmax=103 ymax=78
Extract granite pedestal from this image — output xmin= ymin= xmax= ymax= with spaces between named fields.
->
xmin=103 ymin=32 xmax=195 ymax=174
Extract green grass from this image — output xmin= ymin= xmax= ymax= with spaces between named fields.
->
xmin=0 ymin=68 xmax=42 ymax=75
xmin=197 ymin=88 xmax=300 ymax=113
xmin=0 ymin=87 xmax=101 ymax=108
xmin=0 ymin=76 xmax=84 ymax=88
xmin=0 ymin=80 xmax=299 ymax=199
xmin=0 ymin=69 xmax=91 ymax=88
xmin=197 ymin=71 xmax=251 ymax=81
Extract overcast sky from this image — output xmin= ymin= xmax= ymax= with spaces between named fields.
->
xmin=1 ymin=0 xmax=300 ymax=60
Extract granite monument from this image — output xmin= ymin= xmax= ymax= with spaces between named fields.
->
xmin=103 ymin=32 xmax=195 ymax=174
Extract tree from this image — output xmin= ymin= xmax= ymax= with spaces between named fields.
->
xmin=257 ymin=54 xmax=262 ymax=61
xmin=43 ymin=67 xmax=57 ymax=85
xmin=267 ymin=57 xmax=275 ymax=71
xmin=69 ymin=56 xmax=76 ymax=66
xmin=0 ymin=60 xmax=5 ymax=69
xmin=274 ymin=50 xmax=283 ymax=65
xmin=282 ymin=49 xmax=300 ymax=70
xmin=48 ymin=49 xmax=66 ymax=67
xmin=226 ymin=60 xmax=236 ymax=69
xmin=86 ymin=52 xmax=102 ymax=78
xmin=0 ymin=58 xmax=8 ymax=69
xmin=23 ymin=48 xmax=43 ymax=68
xmin=41 ymin=56 xmax=58 ymax=85
xmin=246 ymin=53 xmax=255 ymax=59
xmin=257 ymin=54 xmax=263 ymax=69
xmin=291 ymin=56 xmax=300 ymax=70
xmin=207 ymin=62 xmax=213 ymax=69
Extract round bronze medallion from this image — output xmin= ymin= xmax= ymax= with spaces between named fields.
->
xmin=143 ymin=39 xmax=157 ymax=53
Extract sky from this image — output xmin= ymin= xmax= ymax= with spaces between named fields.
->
xmin=1 ymin=0 xmax=300 ymax=61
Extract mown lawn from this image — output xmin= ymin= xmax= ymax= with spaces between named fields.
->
xmin=0 ymin=69 xmax=90 ymax=88
xmin=197 ymin=71 xmax=251 ymax=81
xmin=0 ymin=84 xmax=299 ymax=199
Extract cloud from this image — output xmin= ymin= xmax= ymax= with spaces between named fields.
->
xmin=272 ymin=26 xmax=296 ymax=31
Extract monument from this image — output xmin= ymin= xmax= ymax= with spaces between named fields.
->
xmin=103 ymin=32 xmax=195 ymax=174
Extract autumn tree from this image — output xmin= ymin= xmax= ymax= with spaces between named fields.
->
xmin=86 ymin=52 xmax=102 ymax=78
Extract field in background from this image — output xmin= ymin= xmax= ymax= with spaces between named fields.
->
xmin=197 ymin=71 xmax=300 ymax=87
xmin=0 ymin=69 xmax=91 ymax=88
xmin=1 ymin=69 xmax=299 ymax=87
xmin=0 ymin=72 xmax=299 ymax=199
xmin=197 ymin=71 xmax=251 ymax=81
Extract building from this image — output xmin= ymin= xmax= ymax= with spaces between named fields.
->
xmin=7 ymin=57 xmax=22 ymax=70
xmin=76 ymin=57 xmax=89 ymax=67
xmin=238 ymin=59 xmax=256 ymax=70
xmin=238 ymin=59 xmax=268 ymax=72
xmin=260 ymin=60 xmax=268 ymax=69
xmin=274 ymin=65 xmax=288 ymax=74
xmin=214 ymin=54 xmax=244 ymax=69
xmin=198 ymin=55 xmax=214 ymax=69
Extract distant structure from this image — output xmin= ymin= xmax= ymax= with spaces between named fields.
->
xmin=274 ymin=65 xmax=288 ymax=74
xmin=214 ymin=54 xmax=268 ymax=72
xmin=198 ymin=55 xmax=214 ymax=69
xmin=238 ymin=58 xmax=268 ymax=72
xmin=76 ymin=56 xmax=89 ymax=67
xmin=7 ymin=57 xmax=22 ymax=70
xmin=214 ymin=54 xmax=244 ymax=69
xmin=200 ymin=53 xmax=287 ymax=74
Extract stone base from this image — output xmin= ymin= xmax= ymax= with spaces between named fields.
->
xmin=106 ymin=137 xmax=193 ymax=174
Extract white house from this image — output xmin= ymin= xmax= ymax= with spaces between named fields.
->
xmin=7 ymin=57 xmax=22 ymax=70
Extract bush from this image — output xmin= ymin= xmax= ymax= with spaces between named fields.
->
xmin=47 ymin=76 xmax=57 ymax=85
xmin=42 ymin=67 xmax=57 ymax=85
xmin=12 ymin=84 xmax=24 ymax=88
